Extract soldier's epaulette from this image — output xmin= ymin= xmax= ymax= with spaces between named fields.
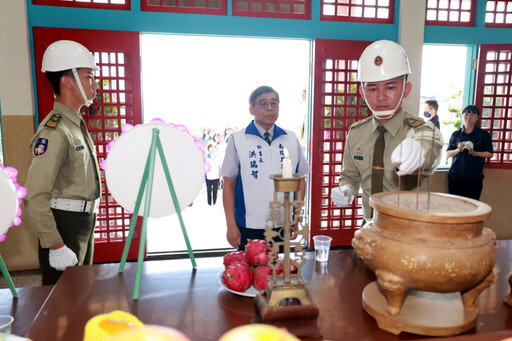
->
xmin=44 ymin=114 xmax=62 ymax=129
xmin=350 ymin=116 xmax=372 ymax=129
xmin=404 ymin=117 xmax=424 ymax=128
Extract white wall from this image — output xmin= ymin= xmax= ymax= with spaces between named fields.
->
xmin=0 ymin=1 xmax=34 ymax=117
xmin=0 ymin=2 xmax=39 ymax=270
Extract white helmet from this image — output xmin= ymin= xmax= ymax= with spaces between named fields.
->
xmin=42 ymin=40 xmax=99 ymax=72
xmin=357 ymin=40 xmax=411 ymax=83
xmin=42 ymin=40 xmax=99 ymax=107
xmin=358 ymin=40 xmax=411 ymax=120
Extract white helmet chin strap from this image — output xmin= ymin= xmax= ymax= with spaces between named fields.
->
xmin=72 ymin=68 xmax=94 ymax=107
xmin=362 ymin=77 xmax=406 ymax=120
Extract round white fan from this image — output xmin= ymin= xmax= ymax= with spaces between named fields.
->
xmin=105 ymin=124 xmax=205 ymax=218
xmin=0 ymin=169 xmax=18 ymax=235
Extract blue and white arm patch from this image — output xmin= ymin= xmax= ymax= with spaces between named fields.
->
xmin=34 ymin=138 xmax=49 ymax=156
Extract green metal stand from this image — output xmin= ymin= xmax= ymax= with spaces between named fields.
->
xmin=0 ymin=253 xmax=17 ymax=297
xmin=118 ymin=128 xmax=196 ymax=300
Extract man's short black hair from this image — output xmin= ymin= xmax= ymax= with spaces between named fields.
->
xmin=45 ymin=69 xmax=73 ymax=96
xmin=249 ymin=86 xmax=280 ymax=107
xmin=426 ymin=100 xmax=439 ymax=112
xmin=462 ymin=104 xmax=480 ymax=116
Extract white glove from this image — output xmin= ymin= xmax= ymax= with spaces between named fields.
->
xmin=49 ymin=245 xmax=78 ymax=271
xmin=331 ymin=185 xmax=355 ymax=207
xmin=391 ymin=137 xmax=426 ymax=176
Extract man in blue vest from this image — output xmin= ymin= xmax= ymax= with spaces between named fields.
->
xmin=221 ymin=86 xmax=310 ymax=251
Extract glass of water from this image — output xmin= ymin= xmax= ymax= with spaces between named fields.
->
xmin=313 ymin=235 xmax=332 ymax=262
xmin=0 ymin=315 xmax=14 ymax=334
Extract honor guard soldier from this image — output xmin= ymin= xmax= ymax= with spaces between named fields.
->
xmin=331 ymin=40 xmax=443 ymax=224
xmin=25 ymin=40 xmax=101 ymax=285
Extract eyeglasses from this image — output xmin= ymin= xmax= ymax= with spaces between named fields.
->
xmin=257 ymin=99 xmax=279 ymax=109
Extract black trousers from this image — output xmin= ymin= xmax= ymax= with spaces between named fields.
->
xmin=38 ymin=209 xmax=96 ymax=285
xmin=206 ymin=178 xmax=220 ymax=205
xmin=448 ymin=178 xmax=483 ymax=201
xmin=238 ymin=225 xmax=285 ymax=252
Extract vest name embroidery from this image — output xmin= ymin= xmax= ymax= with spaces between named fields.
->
xmin=247 ymin=143 xmax=286 ymax=179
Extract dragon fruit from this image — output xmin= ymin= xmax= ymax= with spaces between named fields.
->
xmin=233 ymin=261 xmax=251 ymax=273
xmin=245 ymin=239 xmax=270 ymax=266
xmin=223 ymin=251 xmax=249 ymax=267
xmin=276 ymin=257 xmax=297 ymax=275
xmin=252 ymin=265 xmax=271 ymax=291
xmin=223 ymin=263 xmax=252 ymax=292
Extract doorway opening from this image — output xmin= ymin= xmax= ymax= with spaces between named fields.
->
xmin=140 ymin=34 xmax=311 ymax=254
xmin=419 ymin=44 xmax=471 ymax=167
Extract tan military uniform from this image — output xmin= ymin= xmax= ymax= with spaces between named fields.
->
xmin=338 ymin=109 xmax=442 ymax=220
xmin=25 ymin=102 xmax=100 ymax=248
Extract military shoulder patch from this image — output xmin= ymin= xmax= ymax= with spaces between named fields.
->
xmin=404 ymin=117 xmax=424 ymax=128
xmin=34 ymin=138 xmax=49 ymax=156
xmin=44 ymin=114 xmax=61 ymax=129
xmin=350 ymin=116 xmax=372 ymax=129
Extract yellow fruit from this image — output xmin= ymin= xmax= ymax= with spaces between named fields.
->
xmin=218 ymin=324 xmax=300 ymax=341
xmin=98 ymin=319 xmax=137 ymax=334
xmin=104 ymin=325 xmax=191 ymax=341
xmin=84 ymin=310 xmax=144 ymax=341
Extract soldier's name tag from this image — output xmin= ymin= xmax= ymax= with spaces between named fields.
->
xmin=75 ymin=138 xmax=85 ymax=151
xmin=354 ymin=156 xmax=363 ymax=160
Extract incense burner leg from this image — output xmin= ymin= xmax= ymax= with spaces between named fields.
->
xmin=504 ymin=272 xmax=512 ymax=306
xmin=462 ymin=272 xmax=494 ymax=310
xmin=376 ymin=270 xmax=407 ymax=316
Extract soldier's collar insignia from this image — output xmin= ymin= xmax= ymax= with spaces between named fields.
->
xmin=350 ymin=116 xmax=372 ymax=129
xmin=44 ymin=114 xmax=61 ymax=129
xmin=404 ymin=117 xmax=424 ymax=128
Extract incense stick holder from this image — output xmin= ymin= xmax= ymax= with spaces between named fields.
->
xmin=352 ymin=191 xmax=495 ymax=336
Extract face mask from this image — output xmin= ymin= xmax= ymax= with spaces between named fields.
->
xmin=423 ymin=111 xmax=431 ymax=118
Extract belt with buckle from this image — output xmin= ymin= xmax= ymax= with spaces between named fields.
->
xmin=50 ymin=198 xmax=100 ymax=214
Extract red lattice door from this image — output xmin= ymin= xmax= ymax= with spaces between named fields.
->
xmin=320 ymin=0 xmax=394 ymax=23
xmin=475 ymin=44 xmax=512 ymax=168
xmin=232 ymin=0 xmax=310 ymax=19
xmin=33 ymin=27 xmax=143 ymax=263
xmin=310 ymin=39 xmax=372 ymax=246
xmin=32 ymin=0 xmax=130 ymax=10
xmin=425 ymin=0 xmax=475 ymax=27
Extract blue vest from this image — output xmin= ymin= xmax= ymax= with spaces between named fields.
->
xmin=233 ymin=122 xmax=300 ymax=229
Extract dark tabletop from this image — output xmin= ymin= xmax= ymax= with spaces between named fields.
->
xmin=0 ymin=285 xmax=53 ymax=337
xmin=21 ymin=240 xmax=512 ymax=341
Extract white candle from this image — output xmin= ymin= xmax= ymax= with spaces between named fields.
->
xmin=282 ymin=148 xmax=293 ymax=178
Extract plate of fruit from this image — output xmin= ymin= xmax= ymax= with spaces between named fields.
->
xmin=219 ymin=240 xmax=272 ymax=297
xmin=218 ymin=240 xmax=298 ymax=297
xmin=217 ymin=270 xmax=259 ymax=297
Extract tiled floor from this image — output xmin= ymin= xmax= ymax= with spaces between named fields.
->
xmin=0 ymin=269 xmax=42 ymax=288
